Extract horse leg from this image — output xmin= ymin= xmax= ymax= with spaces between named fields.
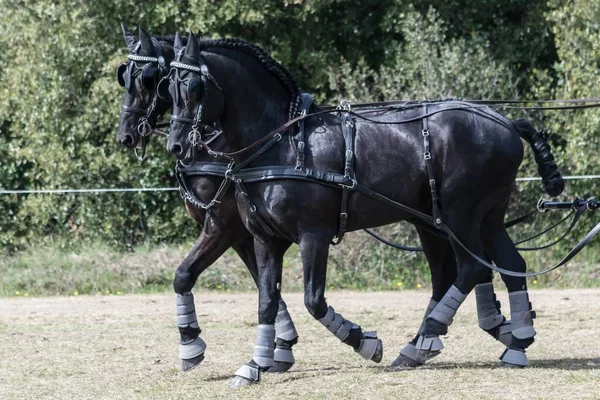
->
xmin=474 ymin=271 xmax=513 ymax=347
xmin=418 ymin=211 xmax=489 ymax=362
xmin=301 ymin=234 xmax=383 ymax=364
xmin=231 ymin=238 xmax=299 ymax=374
xmin=231 ymin=237 xmax=291 ymax=387
xmin=173 ymin=231 xmax=233 ymax=372
xmin=393 ymin=228 xmax=456 ymax=367
xmin=482 ymin=208 xmax=536 ymax=367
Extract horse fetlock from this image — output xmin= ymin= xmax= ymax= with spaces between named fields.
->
xmin=275 ymin=299 xmax=298 ymax=342
xmin=417 ymin=298 xmax=439 ymax=335
xmin=428 ymin=285 xmax=466 ymax=327
xmin=497 ymin=321 xmax=513 ymax=347
xmin=253 ymin=324 xmax=276 ymax=368
xmin=273 ymin=337 xmax=296 ymax=364
xmin=355 ymin=331 xmax=383 ymax=363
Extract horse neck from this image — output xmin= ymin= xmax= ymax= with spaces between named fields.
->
xmin=203 ymin=49 xmax=294 ymax=152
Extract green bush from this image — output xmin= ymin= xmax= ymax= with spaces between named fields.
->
xmin=0 ymin=0 xmax=598 ymax=286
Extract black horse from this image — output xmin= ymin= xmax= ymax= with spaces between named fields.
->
xmin=114 ymin=26 xmax=543 ymax=376
xmin=165 ymin=32 xmax=563 ymax=386
xmin=115 ymin=25 xmax=301 ymax=373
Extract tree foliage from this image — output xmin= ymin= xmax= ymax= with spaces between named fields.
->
xmin=0 ymin=0 xmax=598 ymax=273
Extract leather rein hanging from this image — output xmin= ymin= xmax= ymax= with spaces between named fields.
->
xmin=169 ymin=59 xmax=600 ymax=278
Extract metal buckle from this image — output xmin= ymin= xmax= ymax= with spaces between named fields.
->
xmin=340 ymin=178 xmax=357 ymax=190
xmin=536 ymin=197 xmax=548 ymax=213
xmin=423 ymin=152 xmax=431 ymax=160
xmin=340 ymin=100 xmax=352 ymax=111
xmin=422 ymin=129 xmax=430 ymax=137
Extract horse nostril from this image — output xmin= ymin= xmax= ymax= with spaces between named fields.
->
xmin=120 ymin=134 xmax=134 ymax=147
xmin=170 ymin=144 xmax=183 ymax=156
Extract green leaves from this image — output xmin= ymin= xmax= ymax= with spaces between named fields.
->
xmin=0 ymin=0 xmax=598 ymax=255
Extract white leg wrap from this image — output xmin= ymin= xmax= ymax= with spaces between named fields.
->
xmin=428 ymin=285 xmax=466 ymax=326
xmin=179 ymin=336 xmax=207 ymax=360
xmin=274 ymin=347 xmax=295 ymax=364
xmin=509 ymin=291 xmax=536 ymax=340
xmin=417 ymin=298 xmax=439 ymax=335
xmin=253 ymin=324 xmax=275 ymax=368
xmin=319 ymin=306 xmax=359 ymax=341
xmin=356 ymin=331 xmax=379 ymax=360
xmin=475 ymin=283 xmax=505 ymax=330
xmin=275 ymin=299 xmax=298 ymax=341
xmin=176 ymin=292 xmax=199 ymax=329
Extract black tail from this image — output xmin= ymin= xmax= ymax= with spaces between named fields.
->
xmin=513 ymin=119 xmax=564 ymax=196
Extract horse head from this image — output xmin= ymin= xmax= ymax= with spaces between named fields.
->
xmin=115 ymin=24 xmax=175 ymax=158
xmin=166 ymin=32 xmax=300 ymax=162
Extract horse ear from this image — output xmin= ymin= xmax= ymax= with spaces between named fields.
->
xmin=174 ymin=31 xmax=183 ymax=54
xmin=121 ymin=22 xmax=136 ymax=52
xmin=138 ymin=26 xmax=156 ymax=56
xmin=183 ymin=31 xmax=201 ymax=63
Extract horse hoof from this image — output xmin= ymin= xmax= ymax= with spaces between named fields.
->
xmin=265 ymin=361 xmax=294 ymax=373
xmin=230 ymin=375 xmax=258 ymax=387
xmin=181 ymin=353 xmax=205 ymax=372
xmin=371 ymin=339 xmax=383 ymax=363
xmin=391 ymin=353 xmax=423 ymax=368
xmin=499 ymin=348 xmax=529 ymax=368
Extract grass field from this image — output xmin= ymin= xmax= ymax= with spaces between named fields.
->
xmin=1 ymin=289 xmax=599 ymax=399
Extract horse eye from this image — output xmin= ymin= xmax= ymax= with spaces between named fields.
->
xmin=187 ymin=78 xmax=203 ymax=103
xmin=116 ymin=63 xmax=128 ymax=87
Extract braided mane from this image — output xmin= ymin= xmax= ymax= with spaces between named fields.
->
xmin=198 ymin=38 xmax=302 ymax=120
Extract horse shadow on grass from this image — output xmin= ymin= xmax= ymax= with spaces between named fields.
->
xmin=198 ymin=357 xmax=600 ymax=384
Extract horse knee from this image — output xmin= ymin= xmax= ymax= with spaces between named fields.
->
xmin=304 ymin=293 xmax=327 ymax=319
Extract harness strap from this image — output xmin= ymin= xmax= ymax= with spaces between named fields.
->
xmin=332 ymin=112 xmax=356 ymax=245
xmin=422 ymin=105 xmax=443 ymax=229
xmin=295 ymin=93 xmax=314 ymax=170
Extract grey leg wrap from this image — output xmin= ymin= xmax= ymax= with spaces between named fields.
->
xmin=395 ymin=298 xmax=441 ymax=366
xmin=275 ymin=299 xmax=298 ymax=341
xmin=475 ymin=283 xmax=505 ymax=330
xmin=428 ymin=285 xmax=467 ymax=326
xmin=509 ymin=290 xmax=536 ymax=341
xmin=176 ymin=292 xmax=206 ymax=360
xmin=252 ymin=324 xmax=276 ymax=368
xmin=319 ymin=306 xmax=359 ymax=341
xmin=356 ymin=331 xmax=381 ymax=361
xmin=233 ymin=363 xmax=260 ymax=385
xmin=417 ymin=298 xmax=439 ymax=335
xmin=475 ymin=283 xmax=513 ymax=346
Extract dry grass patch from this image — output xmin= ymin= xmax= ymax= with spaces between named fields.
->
xmin=1 ymin=290 xmax=599 ymax=399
